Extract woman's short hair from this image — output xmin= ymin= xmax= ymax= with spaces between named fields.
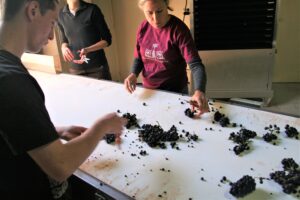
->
xmin=138 ymin=0 xmax=173 ymax=11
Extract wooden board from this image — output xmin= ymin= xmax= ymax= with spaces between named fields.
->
xmin=21 ymin=53 xmax=60 ymax=74
xmin=30 ymin=71 xmax=300 ymax=200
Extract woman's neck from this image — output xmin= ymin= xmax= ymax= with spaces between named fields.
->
xmin=68 ymin=0 xmax=80 ymax=11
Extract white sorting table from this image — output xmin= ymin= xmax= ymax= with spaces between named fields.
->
xmin=30 ymin=71 xmax=300 ymax=200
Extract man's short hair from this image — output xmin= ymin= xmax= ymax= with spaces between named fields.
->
xmin=1 ymin=0 xmax=59 ymax=21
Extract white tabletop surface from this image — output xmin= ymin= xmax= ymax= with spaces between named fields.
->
xmin=30 ymin=70 xmax=300 ymax=200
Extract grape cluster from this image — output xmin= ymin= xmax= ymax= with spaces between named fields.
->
xmin=184 ymin=108 xmax=196 ymax=118
xmin=264 ymin=124 xmax=280 ymax=132
xmin=282 ymin=158 xmax=299 ymax=171
xmin=229 ymin=175 xmax=256 ymax=198
xmin=263 ymin=133 xmax=278 ymax=142
xmin=104 ymin=133 xmax=116 ymax=144
xmin=185 ymin=132 xmax=199 ymax=142
xmin=139 ymin=150 xmax=147 ymax=156
xmin=263 ymin=124 xmax=280 ymax=143
xmin=270 ymin=158 xmax=300 ymax=194
xmin=285 ymin=125 xmax=299 ymax=139
xmin=214 ymin=111 xmax=223 ymax=121
xmin=233 ymin=144 xmax=249 ymax=155
xmin=229 ymin=129 xmax=257 ymax=155
xmin=138 ymin=124 xmax=179 ymax=148
xmin=229 ymin=129 xmax=257 ymax=143
xmin=219 ymin=117 xmax=230 ymax=127
xmin=122 ymin=112 xmax=140 ymax=129
xmin=214 ymin=111 xmax=230 ymax=127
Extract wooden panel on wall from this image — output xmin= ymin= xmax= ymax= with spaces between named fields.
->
xmin=93 ymin=0 xmax=121 ymax=81
xmin=273 ymin=0 xmax=300 ymax=82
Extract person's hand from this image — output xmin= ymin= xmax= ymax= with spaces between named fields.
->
xmin=91 ymin=113 xmax=127 ymax=140
xmin=72 ymin=56 xmax=86 ymax=64
xmin=190 ymin=90 xmax=209 ymax=117
xmin=73 ymin=48 xmax=89 ymax=64
xmin=124 ymin=73 xmax=137 ymax=93
xmin=56 ymin=126 xmax=87 ymax=141
xmin=78 ymin=48 xmax=88 ymax=58
xmin=61 ymin=46 xmax=74 ymax=62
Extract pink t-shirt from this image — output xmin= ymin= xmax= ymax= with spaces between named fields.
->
xmin=134 ymin=15 xmax=200 ymax=92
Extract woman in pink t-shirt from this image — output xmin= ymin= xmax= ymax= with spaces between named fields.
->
xmin=124 ymin=0 xmax=209 ymax=116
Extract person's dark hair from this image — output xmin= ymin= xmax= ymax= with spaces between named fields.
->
xmin=1 ymin=0 xmax=59 ymax=21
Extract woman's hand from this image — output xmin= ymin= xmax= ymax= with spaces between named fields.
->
xmin=190 ymin=90 xmax=209 ymax=117
xmin=61 ymin=45 xmax=74 ymax=62
xmin=73 ymin=48 xmax=89 ymax=64
xmin=78 ymin=48 xmax=88 ymax=58
xmin=124 ymin=73 xmax=137 ymax=93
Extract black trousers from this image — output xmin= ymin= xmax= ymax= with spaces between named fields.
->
xmin=69 ymin=63 xmax=112 ymax=80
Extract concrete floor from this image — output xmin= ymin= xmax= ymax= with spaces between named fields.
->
xmin=260 ymin=83 xmax=300 ymax=117
xmin=219 ymin=83 xmax=300 ymax=117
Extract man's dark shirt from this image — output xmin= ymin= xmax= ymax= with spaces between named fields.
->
xmin=0 ymin=50 xmax=59 ymax=199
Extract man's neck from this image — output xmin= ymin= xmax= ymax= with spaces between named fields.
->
xmin=0 ymin=22 xmax=25 ymax=58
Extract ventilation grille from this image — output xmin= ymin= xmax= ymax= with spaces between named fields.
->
xmin=193 ymin=0 xmax=277 ymax=50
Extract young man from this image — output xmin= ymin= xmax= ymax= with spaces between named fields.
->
xmin=0 ymin=1 xmax=126 ymax=199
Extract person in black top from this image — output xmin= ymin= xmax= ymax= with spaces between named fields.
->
xmin=0 ymin=1 xmax=126 ymax=199
xmin=58 ymin=0 xmax=113 ymax=80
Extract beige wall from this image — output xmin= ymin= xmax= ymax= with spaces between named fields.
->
xmin=109 ymin=0 xmax=300 ymax=83
xmin=110 ymin=0 xmax=190 ymax=80
xmin=44 ymin=0 xmax=299 ymax=82
xmin=110 ymin=0 xmax=144 ymax=80
xmin=273 ymin=0 xmax=300 ymax=82
xmin=94 ymin=0 xmax=121 ymax=81
xmin=42 ymin=0 xmax=72 ymax=73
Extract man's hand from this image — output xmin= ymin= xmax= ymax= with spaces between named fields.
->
xmin=56 ymin=126 xmax=87 ymax=141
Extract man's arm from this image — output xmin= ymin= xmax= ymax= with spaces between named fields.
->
xmin=28 ymin=113 xmax=127 ymax=182
xmin=56 ymin=126 xmax=86 ymax=141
